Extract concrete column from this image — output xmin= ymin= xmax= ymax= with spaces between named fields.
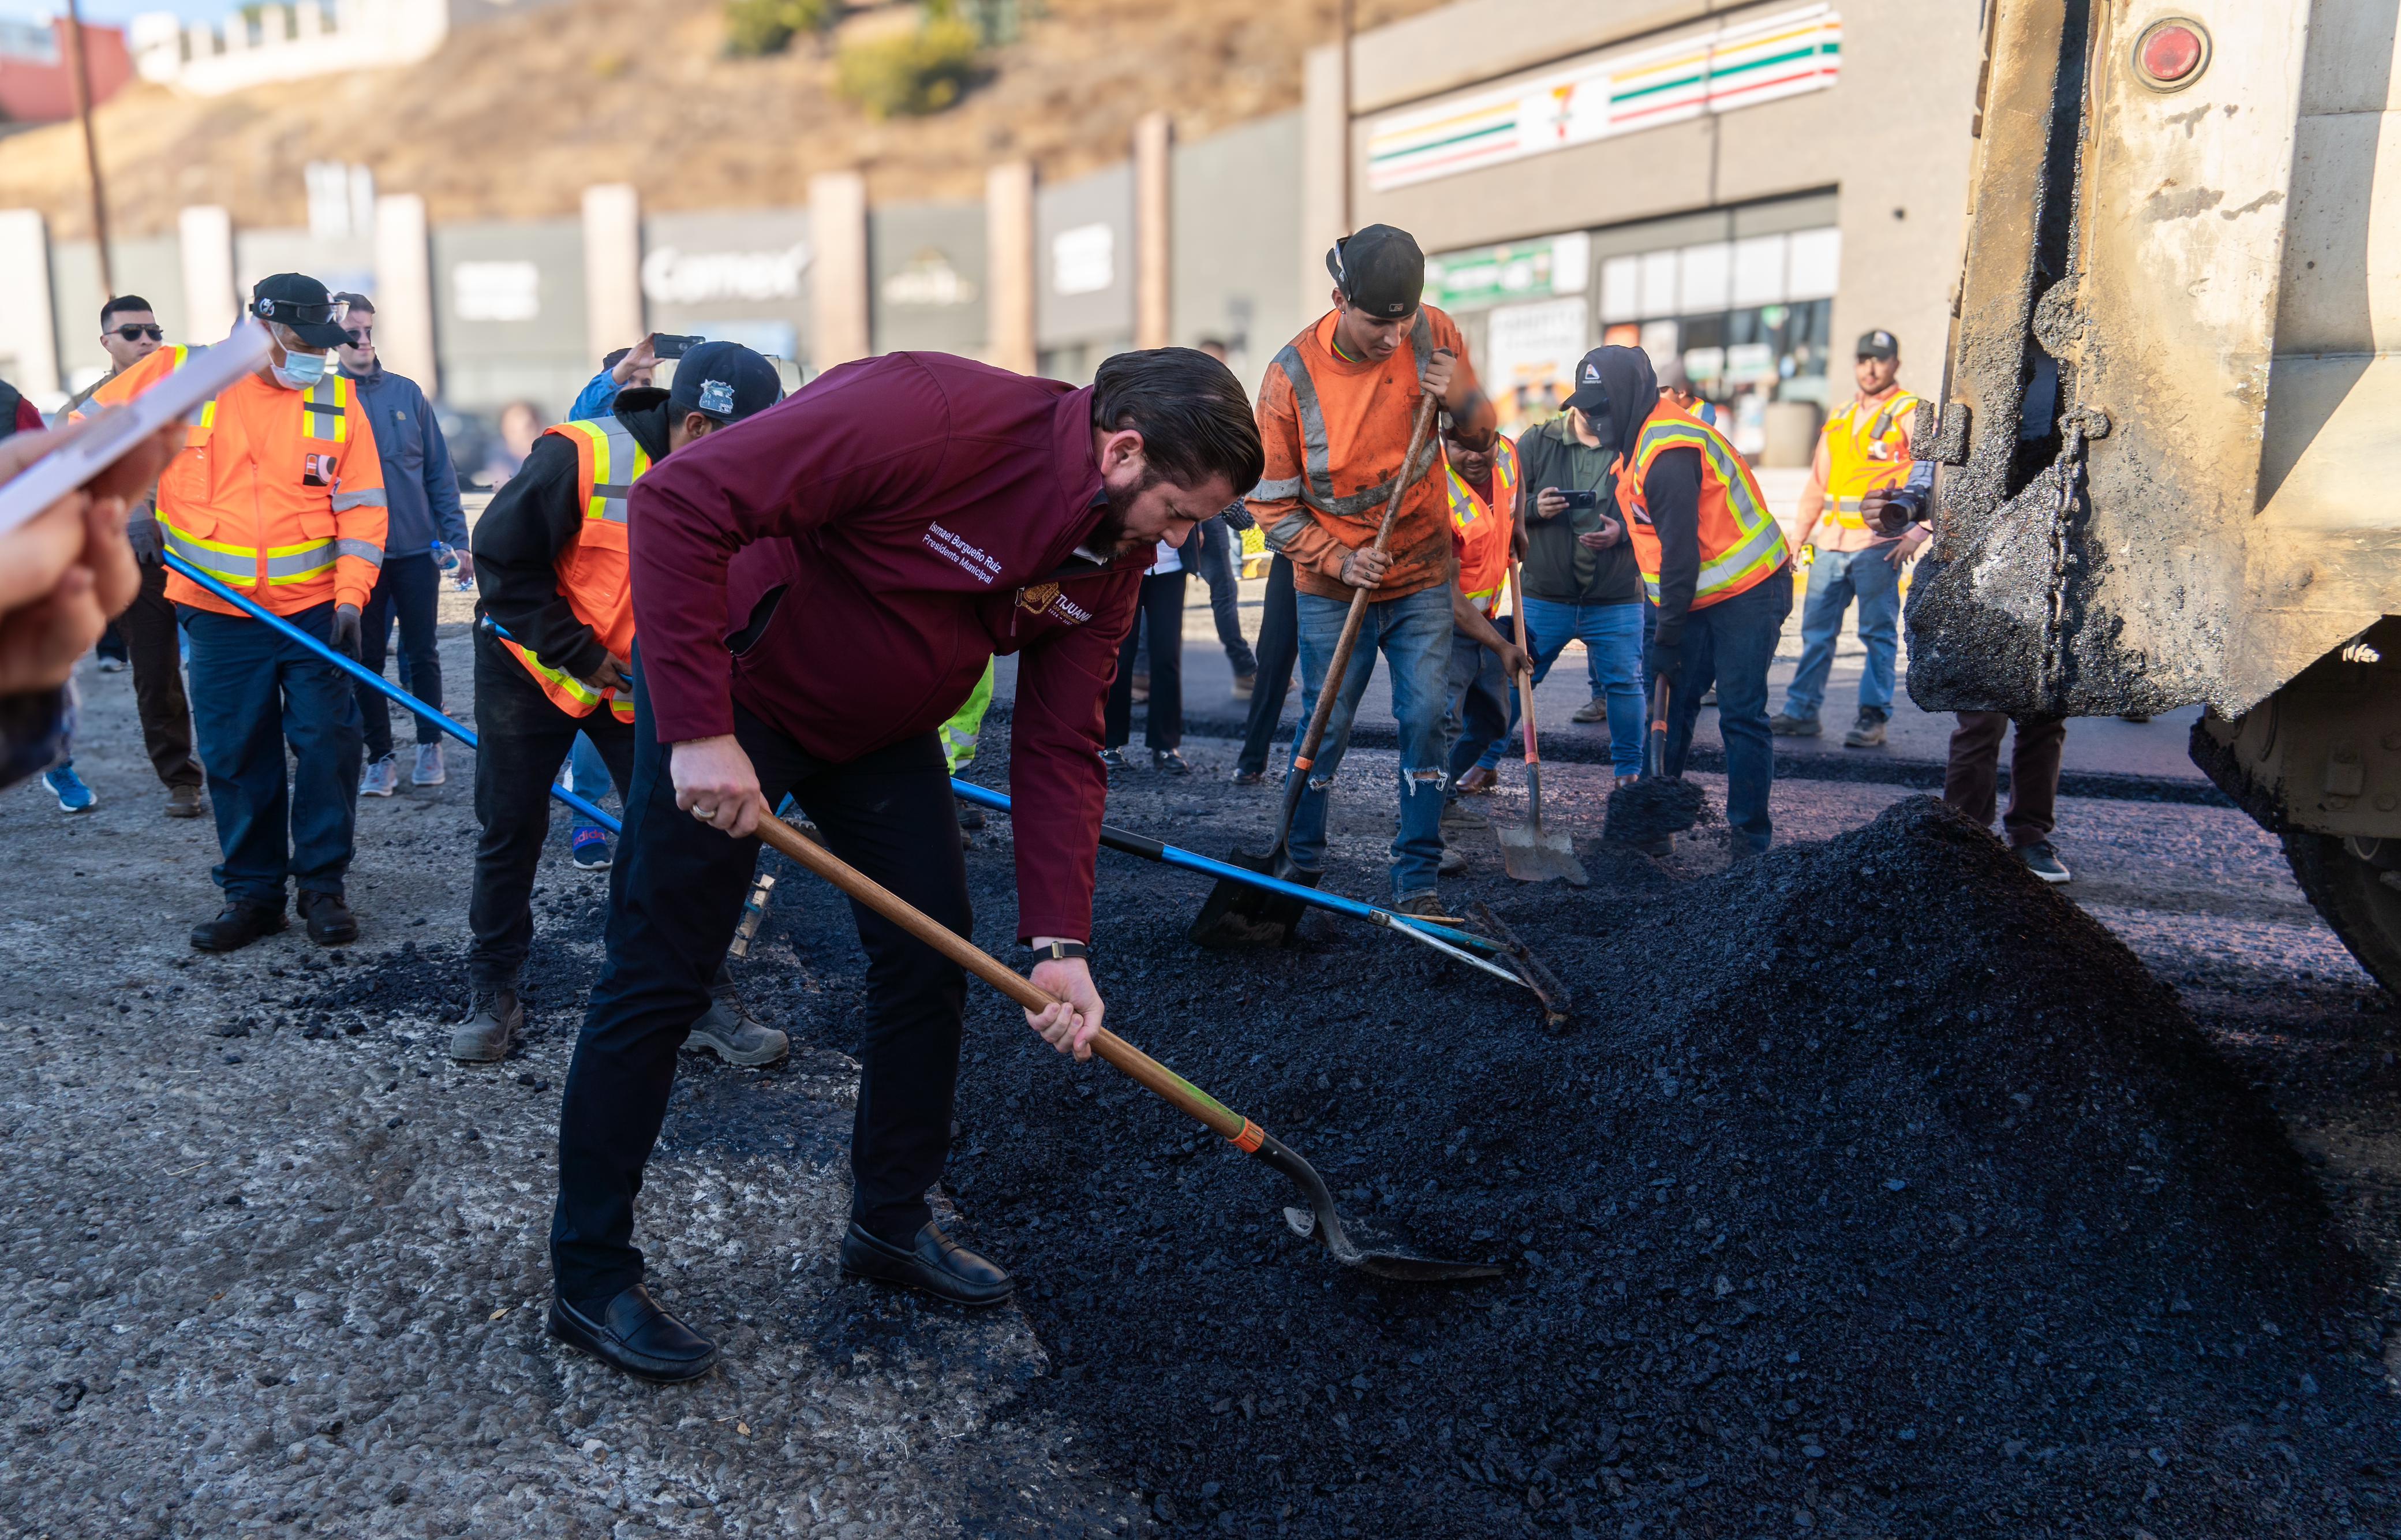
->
xmin=984 ymin=161 xmax=1036 ymax=375
xmin=373 ymin=192 xmax=437 ymax=396
xmin=809 ymin=171 xmax=870 ymax=369
xmin=0 ymin=210 xmax=60 ymax=397
xmin=1134 ymin=111 xmax=1173 ymax=351
xmin=581 ymin=182 xmax=644 ymax=358
xmin=178 ymin=204 xmax=238 ymax=342
xmin=296 ymin=2 xmax=325 ymax=41
xmin=1297 ymin=43 xmax=1349 ymax=338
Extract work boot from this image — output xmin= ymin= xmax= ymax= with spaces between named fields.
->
xmin=190 ymin=899 xmax=287 ymax=953
xmin=297 ymin=889 xmax=358 ymax=946
xmin=1440 ymin=795 xmax=1489 ymax=831
xmin=1770 ymin=712 xmax=1822 ymax=737
xmin=1438 ymin=844 xmax=1468 ymax=876
xmin=164 ymin=783 xmax=204 ymax=819
xmin=840 ymin=1220 xmax=1014 ymax=1307
xmin=358 ymin=752 xmax=399 ymax=798
xmin=956 ymin=794 xmax=986 ymax=832
xmin=2016 ymin=842 xmax=2072 ymax=885
xmin=1842 ymin=709 xmax=1888 ymax=749
xmin=1454 ymin=764 xmax=1498 ymax=795
xmin=686 ymin=986 xmax=789 ymax=1067
xmin=1153 ymin=747 xmax=1191 ymax=776
xmin=452 ymin=986 xmax=522 ymax=1064
xmin=412 ymin=743 xmax=447 ymax=786
xmin=1394 ymin=893 xmax=1446 ymax=918
xmin=1572 ymin=697 xmax=1607 ymax=724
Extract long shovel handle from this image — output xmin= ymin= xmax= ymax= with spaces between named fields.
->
xmin=1507 ymin=557 xmax=1543 ymax=824
xmin=1646 ymin=674 xmax=1670 ymax=780
xmin=749 ymin=813 xmax=1267 ymax=1149
xmin=1265 ymin=389 xmax=1443 ymax=851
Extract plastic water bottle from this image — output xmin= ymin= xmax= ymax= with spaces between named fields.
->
xmin=432 ymin=541 xmax=468 ymax=590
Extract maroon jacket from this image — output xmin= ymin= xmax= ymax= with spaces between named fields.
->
xmin=630 ymin=352 xmax=1145 ymax=944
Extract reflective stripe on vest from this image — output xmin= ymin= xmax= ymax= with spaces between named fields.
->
xmin=1823 ymin=389 xmax=1919 ymax=529
xmin=154 ymin=373 xmax=382 ymax=588
xmin=1443 ymin=437 xmax=1519 ymax=612
xmin=503 ymin=416 xmax=650 ymax=720
xmin=1254 ymin=309 xmax=1440 ymax=519
xmin=1621 ymin=404 xmax=1789 ymax=610
xmin=301 ymin=375 xmax=349 ymax=443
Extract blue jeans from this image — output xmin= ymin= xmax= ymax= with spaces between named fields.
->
xmin=1662 ymin=566 xmax=1796 ymax=853
xmin=1781 ymin=546 xmax=1901 ymax=720
xmin=1286 ymin=585 xmax=1452 ymax=901
xmin=1478 ymin=599 xmax=1645 ymax=779
xmin=563 ymin=731 xmax=613 ymax=838
xmin=179 ymin=602 xmax=364 ymax=905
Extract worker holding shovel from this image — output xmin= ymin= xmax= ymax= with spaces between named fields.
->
xmin=545 ymin=348 xmax=1262 ymax=1384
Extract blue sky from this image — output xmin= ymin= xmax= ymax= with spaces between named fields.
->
xmin=0 ymin=1 xmax=235 ymax=23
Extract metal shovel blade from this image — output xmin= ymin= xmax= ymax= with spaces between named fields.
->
xmin=1497 ymin=762 xmax=1588 ymax=887
xmin=1248 ymin=1128 xmax=1502 ymax=1283
xmin=1187 ymin=846 xmax=1309 ymax=948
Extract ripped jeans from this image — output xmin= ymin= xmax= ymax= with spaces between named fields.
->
xmin=1285 ymin=584 xmax=1453 ymax=902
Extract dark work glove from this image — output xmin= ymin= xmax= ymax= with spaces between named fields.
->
xmin=1649 ymin=636 xmax=1684 ymax=694
xmin=330 ymin=603 xmax=362 ymax=659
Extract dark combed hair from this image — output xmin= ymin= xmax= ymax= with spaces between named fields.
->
xmin=100 ymin=294 xmax=154 ymax=326
xmin=1090 ymin=346 xmax=1264 ymax=494
xmin=332 ymin=291 xmax=374 ymax=316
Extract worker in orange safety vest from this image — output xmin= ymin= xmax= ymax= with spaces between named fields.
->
xmin=458 ymin=341 xmax=786 ymax=1067
xmin=1435 ymin=421 xmax=1527 ymax=849
xmin=95 ymin=274 xmax=388 ymax=952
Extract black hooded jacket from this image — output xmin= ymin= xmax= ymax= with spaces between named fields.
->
xmin=1588 ymin=346 xmax=1707 ymax=646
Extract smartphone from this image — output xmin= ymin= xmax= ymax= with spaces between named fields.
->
xmin=1559 ymin=488 xmax=1600 ymax=511
xmin=0 ymin=321 xmax=273 ymax=539
xmin=652 ymin=334 xmax=702 ymax=361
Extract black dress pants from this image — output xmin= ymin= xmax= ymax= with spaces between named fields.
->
xmin=1236 ymin=554 xmax=1299 ymax=776
xmin=1104 ymin=570 xmax=1187 ymax=752
xmin=468 ymin=628 xmax=637 ymax=985
xmin=550 ymin=651 xmax=971 ymax=1307
xmin=119 ymin=559 xmax=203 ymax=790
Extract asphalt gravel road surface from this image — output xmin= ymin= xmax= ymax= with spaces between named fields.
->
xmin=3 ymin=630 xmax=2397 ymax=1539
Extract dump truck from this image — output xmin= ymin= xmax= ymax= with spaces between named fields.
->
xmin=1906 ymin=0 xmax=2401 ymax=986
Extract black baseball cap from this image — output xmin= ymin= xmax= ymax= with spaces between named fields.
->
xmin=1562 ymin=347 xmax=1613 ymax=416
xmin=249 ymin=273 xmax=349 ymax=348
xmin=1327 ymin=224 xmax=1424 ymax=319
xmin=668 ymin=340 xmax=784 ymax=425
xmin=1857 ymin=328 xmax=1899 ymax=361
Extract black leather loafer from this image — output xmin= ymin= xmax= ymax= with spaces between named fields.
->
xmin=546 ymin=1284 xmax=719 ymax=1383
xmin=839 ymin=1220 xmax=1015 ymax=1307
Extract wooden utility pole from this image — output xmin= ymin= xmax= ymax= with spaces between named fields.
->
xmin=1337 ymin=0 xmax=1355 ymax=236
xmin=61 ymin=0 xmax=115 ymax=297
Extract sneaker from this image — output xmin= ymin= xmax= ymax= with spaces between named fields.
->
xmin=164 ymin=783 xmax=204 ymax=819
xmin=95 ymin=654 xmax=130 ymax=674
xmin=1099 ymin=747 xmax=1133 ymax=774
xmin=2017 ymin=842 xmax=2072 ymax=885
xmin=1438 ymin=844 xmax=1467 ymax=876
xmin=686 ymin=986 xmax=790 ymax=1067
xmin=42 ymin=764 xmax=95 ymax=813
xmin=1700 ymin=687 xmax=1718 ymax=707
xmin=956 ymin=795 xmax=986 ymax=832
xmin=1230 ymin=673 xmax=1256 ymax=701
xmin=451 ymin=987 xmax=522 ymax=1064
xmin=359 ymin=753 xmax=399 ymax=798
xmin=571 ymin=829 xmax=612 ymax=871
xmin=1769 ymin=712 xmax=1822 ymax=738
xmin=1153 ymin=747 xmax=1191 ymax=776
xmin=1571 ymin=697 xmax=1608 ymax=724
xmin=1842 ymin=711 xmax=1888 ymax=749
xmin=412 ymin=743 xmax=447 ymax=786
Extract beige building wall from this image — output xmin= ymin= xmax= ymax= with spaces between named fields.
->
xmin=1309 ymin=0 xmax=1985 ymax=397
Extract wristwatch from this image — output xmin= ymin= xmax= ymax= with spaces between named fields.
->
xmin=1030 ymin=940 xmax=1090 ymax=963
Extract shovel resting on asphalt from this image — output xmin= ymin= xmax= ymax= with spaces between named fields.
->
xmin=1603 ymin=675 xmax=1708 ymax=847
xmin=746 ymin=810 xmax=1501 ymax=1283
xmin=1493 ymin=559 xmax=1588 ymax=887
xmin=1190 ymin=390 xmax=1443 ymax=950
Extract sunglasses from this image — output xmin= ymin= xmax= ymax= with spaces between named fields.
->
xmin=111 ymin=324 xmax=164 ymax=342
xmin=343 ymin=327 xmax=374 ymax=345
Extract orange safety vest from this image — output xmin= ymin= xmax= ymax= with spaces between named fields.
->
xmin=1442 ymin=435 xmax=1518 ymax=616
xmin=499 ymin=416 xmax=650 ymax=723
xmin=1822 ymin=386 xmax=1921 ymax=529
xmin=92 ymin=346 xmax=390 ymax=617
xmin=1615 ymin=399 xmax=1789 ymax=612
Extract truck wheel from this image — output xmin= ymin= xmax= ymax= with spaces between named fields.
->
xmin=2282 ymin=832 xmax=2401 ymax=995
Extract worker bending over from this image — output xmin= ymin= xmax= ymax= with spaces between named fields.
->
xmin=1437 ymin=422 xmax=1528 ymax=842
xmin=98 ymin=275 xmax=388 ymax=950
xmin=466 ymin=342 xmax=790 ymax=1068
xmin=1592 ymin=344 xmax=1793 ymax=855
xmin=546 ymin=347 xmax=1262 ymax=1383
xmin=1251 ymin=224 xmax=1498 ymax=915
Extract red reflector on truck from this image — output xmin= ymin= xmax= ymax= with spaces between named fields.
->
xmin=2136 ymin=20 xmax=2208 ymax=89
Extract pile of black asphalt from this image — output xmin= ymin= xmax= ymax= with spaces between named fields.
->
xmin=299 ymin=762 xmax=2400 ymax=1540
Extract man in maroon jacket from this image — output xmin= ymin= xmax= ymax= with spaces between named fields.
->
xmin=545 ymin=347 xmax=1264 ymax=1382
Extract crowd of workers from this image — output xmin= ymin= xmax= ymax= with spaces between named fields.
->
xmin=0 ymin=223 xmax=2084 ymax=1384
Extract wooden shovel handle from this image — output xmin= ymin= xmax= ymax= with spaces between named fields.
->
xmin=1508 ymin=556 xmax=1539 ymax=767
xmin=749 ymin=813 xmax=1261 ymax=1147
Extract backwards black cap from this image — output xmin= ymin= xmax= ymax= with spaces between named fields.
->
xmin=667 ymin=340 xmax=784 ymax=425
xmin=1327 ymin=224 xmax=1424 ymax=320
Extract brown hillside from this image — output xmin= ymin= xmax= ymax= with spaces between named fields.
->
xmin=0 ymin=0 xmax=1444 ymax=238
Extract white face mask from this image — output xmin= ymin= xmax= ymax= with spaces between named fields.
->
xmin=272 ymin=348 xmax=329 ymax=391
